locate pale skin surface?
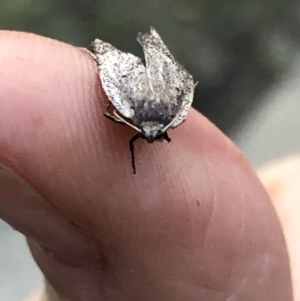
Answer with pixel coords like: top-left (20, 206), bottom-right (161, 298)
top-left (0, 31), bottom-right (294, 301)
top-left (258, 155), bottom-right (300, 301)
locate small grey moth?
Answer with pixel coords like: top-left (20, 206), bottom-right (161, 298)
top-left (91, 27), bottom-right (196, 174)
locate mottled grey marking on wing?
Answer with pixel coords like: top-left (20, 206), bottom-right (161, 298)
top-left (137, 28), bottom-right (195, 128)
top-left (92, 39), bottom-right (153, 118)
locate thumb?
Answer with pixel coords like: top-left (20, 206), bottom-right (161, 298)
top-left (0, 31), bottom-right (293, 301)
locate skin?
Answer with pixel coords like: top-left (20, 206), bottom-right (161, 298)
top-left (0, 31), bottom-right (293, 301)
top-left (258, 155), bottom-right (300, 301)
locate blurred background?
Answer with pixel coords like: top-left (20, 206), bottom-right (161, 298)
top-left (0, 1), bottom-right (300, 300)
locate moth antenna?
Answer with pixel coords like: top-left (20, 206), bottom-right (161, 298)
top-left (129, 133), bottom-right (141, 174)
top-left (113, 110), bottom-right (141, 133)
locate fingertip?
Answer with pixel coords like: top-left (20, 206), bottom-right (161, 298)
top-left (0, 30), bottom-right (107, 173)
top-left (0, 31), bottom-right (293, 301)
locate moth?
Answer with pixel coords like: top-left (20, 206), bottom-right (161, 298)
top-left (91, 27), bottom-right (196, 174)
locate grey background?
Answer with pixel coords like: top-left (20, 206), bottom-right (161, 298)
top-left (238, 59), bottom-right (300, 167)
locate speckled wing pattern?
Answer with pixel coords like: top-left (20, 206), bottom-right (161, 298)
top-left (137, 27), bottom-right (195, 129)
top-left (92, 39), bottom-right (153, 119)
top-left (92, 28), bottom-right (195, 128)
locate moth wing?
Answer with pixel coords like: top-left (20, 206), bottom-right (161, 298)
top-left (170, 81), bottom-right (195, 129)
top-left (92, 39), bottom-right (153, 119)
top-left (137, 28), bottom-right (195, 128)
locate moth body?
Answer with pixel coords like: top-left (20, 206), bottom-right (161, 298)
top-left (91, 27), bottom-right (196, 173)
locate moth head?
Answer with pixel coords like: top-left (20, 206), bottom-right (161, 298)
top-left (140, 122), bottom-right (165, 143)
